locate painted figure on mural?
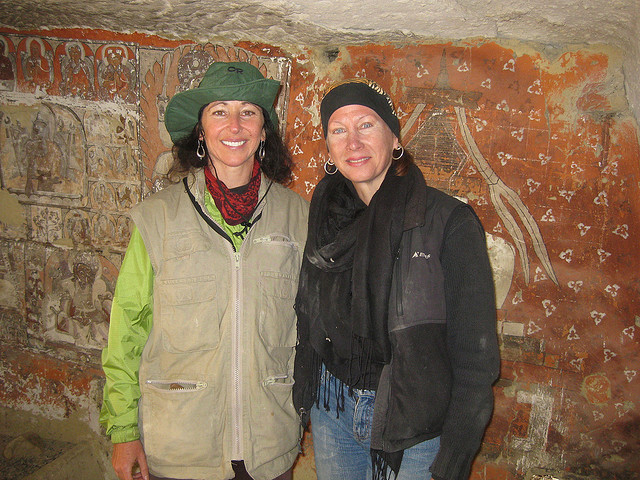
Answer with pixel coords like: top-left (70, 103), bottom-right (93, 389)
top-left (0, 249), bottom-right (20, 311)
top-left (114, 215), bottom-right (133, 247)
top-left (65, 211), bottom-right (91, 245)
top-left (98, 45), bottom-right (136, 103)
top-left (21, 38), bottom-right (53, 92)
top-left (0, 112), bottom-right (25, 184)
top-left (92, 181), bottom-right (117, 210)
top-left (60, 41), bottom-right (94, 99)
top-left (294, 79), bottom-right (500, 480)
top-left (116, 184), bottom-right (137, 211)
top-left (23, 109), bottom-right (64, 195)
top-left (0, 37), bottom-right (16, 91)
top-left (30, 207), bottom-right (63, 244)
top-left (101, 61), bottom-right (308, 480)
top-left (115, 148), bottom-right (135, 177)
top-left (93, 214), bottom-right (116, 243)
top-left (2, 103), bottom-right (84, 196)
top-left (26, 266), bottom-right (44, 323)
top-left (46, 252), bottom-right (111, 349)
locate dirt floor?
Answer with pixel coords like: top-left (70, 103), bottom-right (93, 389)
top-left (0, 433), bottom-right (74, 480)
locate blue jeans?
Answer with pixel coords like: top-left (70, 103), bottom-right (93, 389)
top-left (310, 370), bottom-right (440, 480)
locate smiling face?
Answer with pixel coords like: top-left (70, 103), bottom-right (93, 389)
top-left (326, 104), bottom-right (399, 204)
top-left (200, 100), bottom-right (266, 187)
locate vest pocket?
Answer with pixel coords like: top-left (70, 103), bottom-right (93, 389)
top-left (141, 379), bottom-right (222, 467)
top-left (258, 374), bottom-right (299, 452)
top-left (258, 271), bottom-right (297, 348)
top-left (163, 230), bottom-right (211, 260)
top-left (157, 274), bottom-right (220, 353)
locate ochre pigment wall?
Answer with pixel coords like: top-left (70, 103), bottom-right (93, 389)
top-left (0, 28), bottom-right (638, 479)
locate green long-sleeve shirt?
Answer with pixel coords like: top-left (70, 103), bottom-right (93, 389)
top-left (100, 190), bottom-right (247, 443)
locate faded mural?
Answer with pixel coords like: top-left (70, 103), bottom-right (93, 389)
top-left (0, 35), bottom-right (140, 357)
top-left (0, 30), bottom-right (638, 480)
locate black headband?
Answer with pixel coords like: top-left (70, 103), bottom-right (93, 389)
top-left (320, 79), bottom-right (400, 139)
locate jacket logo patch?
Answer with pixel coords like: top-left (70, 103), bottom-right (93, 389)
top-left (412, 251), bottom-right (431, 259)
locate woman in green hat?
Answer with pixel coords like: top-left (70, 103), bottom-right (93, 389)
top-left (100, 61), bottom-right (309, 480)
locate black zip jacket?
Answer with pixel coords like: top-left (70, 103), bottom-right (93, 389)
top-left (295, 181), bottom-right (501, 480)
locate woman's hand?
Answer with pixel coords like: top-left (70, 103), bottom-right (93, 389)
top-left (112, 440), bottom-right (149, 480)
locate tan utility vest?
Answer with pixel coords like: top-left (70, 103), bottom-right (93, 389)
top-left (131, 169), bottom-right (308, 480)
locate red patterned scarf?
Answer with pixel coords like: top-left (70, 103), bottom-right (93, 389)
top-left (204, 161), bottom-right (261, 226)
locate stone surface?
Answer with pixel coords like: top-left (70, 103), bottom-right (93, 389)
top-left (0, 433), bottom-right (73, 479)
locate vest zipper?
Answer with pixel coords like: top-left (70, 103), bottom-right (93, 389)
top-left (231, 250), bottom-right (243, 460)
top-left (145, 380), bottom-right (208, 391)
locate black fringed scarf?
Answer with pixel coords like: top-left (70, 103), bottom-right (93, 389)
top-left (296, 164), bottom-right (421, 479)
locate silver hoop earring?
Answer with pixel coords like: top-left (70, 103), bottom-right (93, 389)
top-left (392, 145), bottom-right (404, 160)
top-left (324, 158), bottom-right (338, 175)
top-left (258, 140), bottom-right (265, 161)
top-left (196, 139), bottom-right (206, 160)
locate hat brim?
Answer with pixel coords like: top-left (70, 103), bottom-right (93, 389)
top-left (164, 78), bottom-right (281, 143)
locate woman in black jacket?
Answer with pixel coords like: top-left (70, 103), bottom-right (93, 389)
top-left (294, 78), bottom-right (500, 480)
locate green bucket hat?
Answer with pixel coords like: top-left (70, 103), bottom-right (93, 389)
top-left (164, 61), bottom-right (281, 143)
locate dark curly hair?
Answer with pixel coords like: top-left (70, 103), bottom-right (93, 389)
top-left (167, 105), bottom-right (293, 185)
